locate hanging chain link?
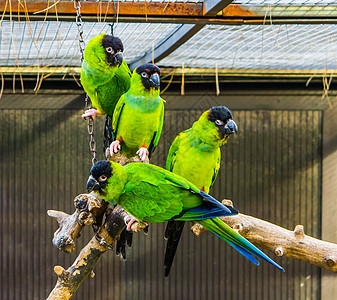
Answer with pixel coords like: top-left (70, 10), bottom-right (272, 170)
top-left (85, 94), bottom-right (97, 165)
top-left (74, 0), bottom-right (97, 165)
top-left (74, 0), bottom-right (85, 60)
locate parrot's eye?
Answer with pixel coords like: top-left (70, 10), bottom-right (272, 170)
top-left (106, 47), bottom-right (114, 54)
top-left (98, 175), bottom-right (108, 182)
top-left (141, 72), bottom-right (148, 78)
top-left (215, 120), bottom-right (224, 126)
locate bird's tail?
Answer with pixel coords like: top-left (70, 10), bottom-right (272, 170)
top-left (164, 221), bottom-right (185, 277)
top-left (197, 218), bottom-right (284, 272)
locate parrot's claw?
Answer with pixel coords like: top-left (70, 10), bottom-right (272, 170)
top-left (126, 217), bottom-right (140, 231)
top-left (109, 140), bottom-right (121, 155)
top-left (82, 108), bottom-right (98, 119)
top-left (136, 147), bottom-right (149, 162)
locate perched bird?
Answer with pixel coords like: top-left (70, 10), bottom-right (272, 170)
top-left (109, 64), bottom-right (164, 162)
top-left (87, 160), bottom-right (284, 272)
top-left (164, 106), bottom-right (238, 276)
top-left (81, 33), bottom-right (131, 119)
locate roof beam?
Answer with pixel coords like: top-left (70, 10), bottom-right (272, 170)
top-left (1, 1), bottom-right (336, 25)
top-left (204, 0), bottom-right (233, 16)
top-left (0, 0), bottom-right (203, 18)
top-left (129, 0), bottom-right (234, 70)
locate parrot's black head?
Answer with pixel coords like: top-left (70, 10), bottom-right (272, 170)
top-left (87, 160), bottom-right (112, 194)
top-left (102, 35), bottom-right (124, 67)
top-left (136, 63), bottom-right (161, 90)
top-left (208, 106), bottom-right (238, 137)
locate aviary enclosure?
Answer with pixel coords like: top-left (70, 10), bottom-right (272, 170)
top-left (1, 1), bottom-right (337, 300)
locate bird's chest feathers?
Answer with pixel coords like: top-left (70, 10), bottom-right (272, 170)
top-left (117, 95), bottom-right (162, 147)
top-left (126, 94), bottom-right (162, 112)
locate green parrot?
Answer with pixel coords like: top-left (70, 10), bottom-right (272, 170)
top-left (80, 33), bottom-right (131, 119)
top-left (109, 63), bottom-right (164, 162)
top-left (87, 160), bottom-right (284, 272)
top-left (164, 106), bottom-right (238, 276)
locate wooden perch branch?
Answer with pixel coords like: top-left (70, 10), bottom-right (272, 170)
top-left (47, 193), bottom-right (109, 253)
top-left (47, 205), bottom-right (129, 300)
top-left (191, 199), bottom-right (337, 273)
top-left (47, 154), bottom-right (147, 299)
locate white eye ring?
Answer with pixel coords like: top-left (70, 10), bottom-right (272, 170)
top-left (106, 47), bottom-right (114, 54)
top-left (141, 72), bottom-right (148, 78)
top-left (99, 175), bottom-right (107, 182)
top-left (215, 120), bottom-right (224, 126)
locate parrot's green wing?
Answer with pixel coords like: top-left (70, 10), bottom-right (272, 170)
top-left (115, 60), bottom-right (132, 92)
top-left (120, 163), bottom-right (236, 223)
top-left (125, 163), bottom-right (201, 195)
top-left (97, 61), bottom-right (131, 117)
top-left (211, 149), bottom-right (221, 187)
top-left (148, 101), bottom-right (165, 157)
top-left (111, 94), bottom-right (126, 139)
top-left (166, 130), bottom-right (188, 171)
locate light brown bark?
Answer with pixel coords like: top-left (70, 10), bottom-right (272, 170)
top-left (47, 205), bottom-right (129, 300)
top-left (191, 199), bottom-right (337, 273)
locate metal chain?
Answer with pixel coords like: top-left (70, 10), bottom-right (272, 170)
top-left (85, 94), bottom-right (97, 165)
top-left (74, 0), bottom-right (85, 60)
top-left (74, 0), bottom-right (97, 165)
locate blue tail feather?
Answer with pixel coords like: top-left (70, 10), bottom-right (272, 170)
top-left (198, 218), bottom-right (285, 272)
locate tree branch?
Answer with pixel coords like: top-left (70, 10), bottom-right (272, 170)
top-left (47, 193), bottom-right (109, 253)
top-left (191, 199), bottom-right (337, 273)
top-left (47, 205), bottom-right (129, 300)
top-left (47, 154), bottom-right (147, 299)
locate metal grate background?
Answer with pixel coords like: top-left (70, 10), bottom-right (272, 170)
top-left (0, 21), bottom-right (180, 67)
top-left (159, 24), bottom-right (337, 69)
top-left (235, 0), bottom-right (337, 16)
top-left (2, 20), bottom-right (337, 70)
top-left (0, 99), bottom-right (322, 300)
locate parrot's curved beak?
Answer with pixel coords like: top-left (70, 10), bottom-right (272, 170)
top-left (114, 52), bottom-right (123, 66)
top-left (149, 73), bottom-right (160, 89)
top-left (224, 119), bottom-right (238, 135)
top-left (86, 175), bottom-right (100, 192)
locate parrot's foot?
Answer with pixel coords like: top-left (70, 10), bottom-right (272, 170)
top-left (109, 140), bottom-right (121, 155)
top-left (124, 216), bottom-right (149, 232)
top-left (82, 108), bottom-right (98, 120)
top-left (136, 147), bottom-right (149, 162)
top-left (125, 217), bottom-right (139, 231)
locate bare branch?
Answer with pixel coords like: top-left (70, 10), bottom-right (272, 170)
top-left (191, 199), bottom-right (337, 273)
top-left (47, 154), bottom-right (149, 299)
top-left (47, 193), bottom-right (108, 253)
top-left (47, 206), bottom-right (129, 300)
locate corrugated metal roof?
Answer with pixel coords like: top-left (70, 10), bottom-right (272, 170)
top-left (1, 0), bottom-right (337, 72)
top-left (236, 0), bottom-right (337, 17)
top-left (0, 21), bottom-right (180, 67)
top-left (160, 24), bottom-right (337, 70)
top-left (2, 20), bottom-right (337, 70)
